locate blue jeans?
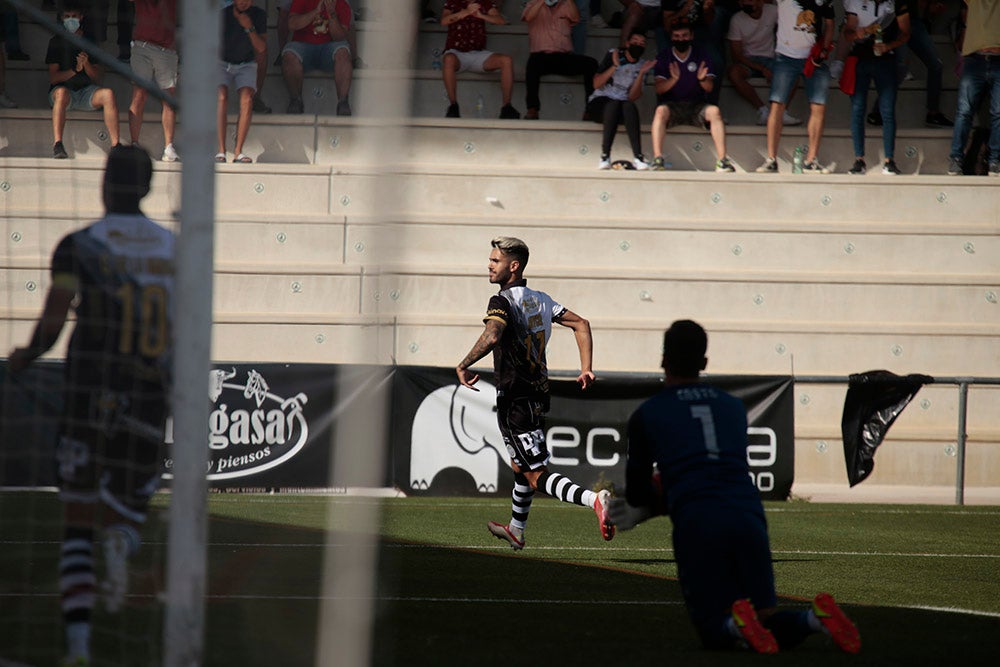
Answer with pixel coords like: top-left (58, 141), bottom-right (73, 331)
top-left (897, 17), bottom-right (943, 112)
top-left (949, 54), bottom-right (1000, 163)
top-left (572, 0), bottom-right (589, 56)
top-left (851, 57), bottom-right (898, 159)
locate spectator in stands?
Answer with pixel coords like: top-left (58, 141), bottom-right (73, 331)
top-left (842, 0), bottom-right (910, 175)
top-left (217, 0), bottom-right (267, 163)
top-left (662, 0), bottom-right (722, 103)
top-left (129, 0), bottom-right (179, 162)
top-left (0, 19), bottom-right (17, 108)
top-left (617, 0), bottom-right (665, 48)
top-left (947, 0), bottom-right (999, 176)
top-left (282, 0), bottom-right (355, 115)
top-left (522, 0), bottom-right (599, 120)
top-left (3, 5), bottom-right (30, 60)
top-left (650, 20), bottom-right (735, 171)
top-left (866, 0), bottom-right (952, 128)
top-left (81, 0), bottom-right (133, 62)
top-left (755, 0), bottom-right (834, 174)
top-left (46, 2), bottom-right (120, 159)
top-left (726, 0), bottom-right (801, 126)
top-left (585, 28), bottom-right (655, 169)
top-left (441, 0), bottom-right (521, 118)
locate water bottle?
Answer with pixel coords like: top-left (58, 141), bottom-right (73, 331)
top-left (475, 94), bottom-right (484, 118)
top-left (792, 145), bottom-right (804, 174)
top-left (873, 24), bottom-right (884, 57)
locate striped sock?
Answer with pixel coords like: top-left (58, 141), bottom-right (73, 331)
top-left (509, 473), bottom-right (534, 532)
top-left (538, 471), bottom-right (595, 508)
top-left (60, 526), bottom-right (96, 657)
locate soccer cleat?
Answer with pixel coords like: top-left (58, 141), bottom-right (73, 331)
top-left (881, 159), bottom-right (901, 175)
top-left (594, 489), bottom-right (615, 541)
top-left (715, 156), bottom-right (735, 173)
top-left (812, 593), bottom-right (861, 654)
top-left (848, 158), bottom-right (867, 175)
top-left (731, 599), bottom-right (779, 654)
top-left (755, 156), bottom-right (777, 173)
top-left (802, 159), bottom-right (830, 174)
top-left (101, 529), bottom-right (130, 612)
top-left (161, 143), bottom-right (179, 162)
top-left (487, 521), bottom-right (524, 551)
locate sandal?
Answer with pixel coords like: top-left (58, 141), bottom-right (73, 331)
top-left (234, 153), bottom-right (253, 163)
top-left (214, 152), bottom-right (227, 163)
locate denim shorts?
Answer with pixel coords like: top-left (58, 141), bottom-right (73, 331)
top-left (282, 40), bottom-right (351, 72)
top-left (769, 53), bottom-right (831, 105)
top-left (49, 84), bottom-right (100, 111)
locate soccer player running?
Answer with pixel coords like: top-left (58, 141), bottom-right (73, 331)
top-left (456, 237), bottom-right (613, 550)
top-left (8, 146), bottom-right (175, 667)
top-left (608, 320), bottom-right (861, 654)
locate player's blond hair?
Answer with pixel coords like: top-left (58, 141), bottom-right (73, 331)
top-left (491, 236), bottom-right (529, 268)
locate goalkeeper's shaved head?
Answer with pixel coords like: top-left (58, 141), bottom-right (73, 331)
top-left (661, 320), bottom-right (708, 378)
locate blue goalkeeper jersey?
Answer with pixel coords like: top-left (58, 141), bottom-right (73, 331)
top-left (625, 382), bottom-right (763, 517)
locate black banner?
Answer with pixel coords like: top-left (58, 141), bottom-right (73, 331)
top-left (394, 367), bottom-right (795, 500)
top-left (1, 363), bottom-right (793, 498)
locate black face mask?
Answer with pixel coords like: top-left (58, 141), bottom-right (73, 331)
top-left (741, 5), bottom-right (755, 14)
top-left (672, 40), bottom-right (692, 53)
top-left (627, 44), bottom-right (645, 59)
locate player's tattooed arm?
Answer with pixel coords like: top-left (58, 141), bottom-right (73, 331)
top-left (456, 319), bottom-right (505, 390)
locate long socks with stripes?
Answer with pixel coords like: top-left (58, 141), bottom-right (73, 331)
top-left (509, 472), bottom-right (534, 532)
top-left (537, 471), bottom-right (596, 509)
top-left (60, 526), bottom-right (96, 661)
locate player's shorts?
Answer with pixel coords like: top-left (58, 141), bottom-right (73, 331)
top-left (658, 100), bottom-right (711, 128)
top-left (49, 84), bottom-right (102, 111)
top-left (220, 60), bottom-right (258, 93)
top-left (671, 501), bottom-right (777, 648)
top-left (56, 384), bottom-right (168, 524)
top-left (443, 49), bottom-right (494, 74)
top-left (770, 52), bottom-right (831, 106)
top-left (496, 397), bottom-right (550, 471)
top-left (131, 40), bottom-right (179, 90)
top-left (282, 40), bottom-right (351, 72)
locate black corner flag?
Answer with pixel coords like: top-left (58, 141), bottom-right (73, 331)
top-left (841, 370), bottom-right (934, 487)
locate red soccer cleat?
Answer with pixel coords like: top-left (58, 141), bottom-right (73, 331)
top-left (731, 599), bottom-right (779, 654)
top-left (594, 490), bottom-right (615, 541)
top-left (813, 592), bottom-right (861, 653)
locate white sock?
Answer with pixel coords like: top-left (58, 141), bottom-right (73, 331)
top-left (582, 489), bottom-right (597, 509)
top-left (807, 609), bottom-right (826, 633)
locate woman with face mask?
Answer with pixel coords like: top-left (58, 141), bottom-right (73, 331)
top-left (44, 0), bottom-right (121, 159)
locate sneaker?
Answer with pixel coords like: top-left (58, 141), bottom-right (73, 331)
top-left (812, 593), bottom-right (861, 654)
top-left (989, 161), bottom-right (1000, 176)
top-left (650, 156), bottom-right (668, 171)
top-left (499, 103), bottom-right (521, 119)
top-left (866, 109), bottom-right (882, 126)
top-left (731, 599), bottom-right (779, 654)
top-left (947, 156), bottom-right (963, 175)
top-left (253, 95), bottom-right (272, 114)
top-left (925, 112), bottom-right (953, 128)
top-left (590, 14), bottom-right (608, 28)
top-left (782, 111), bottom-right (802, 126)
top-left (0, 93), bottom-right (18, 108)
top-left (594, 489), bottom-right (615, 540)
top-left (715, 156), bottom-right (735, 173)
top-left (487, 521), bottom-right (524, 551)
top-left (102, 529), bottom-right (130, 612)
top-left (161, 143), bottom-right (179, 162)
top-left (755, 106), bottom-right (769, 126)
top-left (755, 156), bottom-right (778, 173)
top-left (524, 107), bottom-right (539, 120)
top-left (848, 158), bottom-right (866, 175)
top-left (336, 99), bottom-right (352, 116)
top-left (287, 97), bottom-right (304, 114)
top-left (53, 141), bottom-right (68, 159)
top-left (802, 159), bottom-right (829, 174)
top-left (881, 159), bottom-right (901, 175)
top-left (632, 156), bottom-right (649, 171)
top-left (598, 155), bottom-right (611, 170)
top-left (445, 102), bottom-right (460, 118)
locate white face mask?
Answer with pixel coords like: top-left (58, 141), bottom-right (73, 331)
top-left (63, 17), bottom-right (81, 33)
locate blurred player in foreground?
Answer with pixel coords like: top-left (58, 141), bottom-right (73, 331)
top-left (9, 145), bottom-right (175, 667)
top-left (608, 320), bottom-right (861, 653)
top-left (456, 236), bottom-right (613, 550)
